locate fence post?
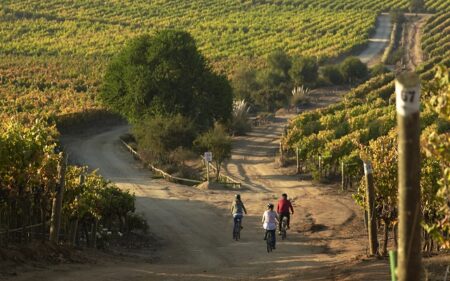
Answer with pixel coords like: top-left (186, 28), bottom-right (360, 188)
top-left (395, 72), bottom-right (422, 281)
top-left (318, 154), bottom-right (322, 179)
top-left (50, 155), bottom-right (67, 244)
top-left (364, 161), bottom-right (378, 256)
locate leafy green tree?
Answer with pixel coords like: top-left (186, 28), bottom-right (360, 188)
top-left (340, 56), bottom-right (368, 84)
top-left (290, 56), bottom-right (319, 86)
top-left (194, 124), bottom-right (232, 180)
top-left (100, 30), bottom-right (232, 128)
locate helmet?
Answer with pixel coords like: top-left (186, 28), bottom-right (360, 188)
top-left (282, 193), bottom-right (287, 198)
top-left (235, 194), bottom-right (241, 200)
top-left (267, 203), bottom-right (274, 208)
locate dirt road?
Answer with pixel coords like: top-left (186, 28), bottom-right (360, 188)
top-left (403, 14), bottom-right (431, 71)
top-left (9, 117), bottom-right (390, 281)
top-left (357, 14), bottom-right (392, 66)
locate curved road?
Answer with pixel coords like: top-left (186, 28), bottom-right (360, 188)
top-left (12, 119), bottom-right (389, 281)
top-left (9, 14), bottom-right (397, 281)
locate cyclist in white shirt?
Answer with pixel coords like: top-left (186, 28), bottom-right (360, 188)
top-left (262, 203), bottom-right (279, 249)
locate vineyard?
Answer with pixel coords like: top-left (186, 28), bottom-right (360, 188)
top-left (282, 11), bottom-right (450, 252)
top-left (2, 0), bottom-right (449, 124)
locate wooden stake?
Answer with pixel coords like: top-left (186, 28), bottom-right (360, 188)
top-left (50, 154), bottom-right (67, 244)
top-left (396, 72), bottom-right (422, 281)
top-left (364, 161), bottom-right (378, 256)
top-left (206, 161), bottom-right (210, 182)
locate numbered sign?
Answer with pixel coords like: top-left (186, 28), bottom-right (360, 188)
top-left (364, 161), bottom-right (373, 176)
top-left (395, 73), bottom-right (421, 117)
top-left (204, 152), bottom-right (212, 162)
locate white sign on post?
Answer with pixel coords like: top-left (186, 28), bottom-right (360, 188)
top-left (204, 152), bottom-right (212, 162)
top-left (364, 161), bottom-right (373, 176)
top-left (395, 74), bottom-right (421, 117)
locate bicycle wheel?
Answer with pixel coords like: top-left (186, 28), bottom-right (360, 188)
top-left (281, 218), bottom-right (287, 240)
top-left (233, 220), bottom-right (241, 241)
top-left (266, 231), bottom-right (272, 253)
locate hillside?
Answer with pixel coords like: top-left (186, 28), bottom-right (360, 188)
top-left (283, 11), bottom-right (450, 171)
top-left (1, 1), bottom-right (448, 125)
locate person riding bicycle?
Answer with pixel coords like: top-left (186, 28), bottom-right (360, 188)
top-left (277, 193), bottom-right (294, 234)
top-left (231, 194), bottom-right (247, 229)
top-left (262, 203), bottom-right (279, 249)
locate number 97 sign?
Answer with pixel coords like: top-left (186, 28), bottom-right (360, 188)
top-left (395, 73), bottom-right (421, 117)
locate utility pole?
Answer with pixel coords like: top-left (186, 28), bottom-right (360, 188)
top-left (396, 72), bottom-right (422, 281)
top-left (364, 161), bottom-right (378, 256)
top-left (50, 154), bottom-right (67, 244)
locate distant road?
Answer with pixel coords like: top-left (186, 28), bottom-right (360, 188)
top-left (357, 14), bottom-right (392, 66)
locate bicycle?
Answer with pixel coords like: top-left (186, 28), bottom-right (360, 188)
top-left (280, 217), bottom-right (288, 240)
top-left (266, 231), bottom-right (275, 253)
top-left (233, 218), bottom-right (241, 241)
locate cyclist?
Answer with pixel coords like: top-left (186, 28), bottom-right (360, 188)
top-left (262, 203), bottom-right (279, 249)
top-left (277, 193), bottom-right (294, 234)
top-left (231, 194), bottom-right (247, 229)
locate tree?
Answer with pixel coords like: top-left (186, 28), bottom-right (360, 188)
top-left (289, 56), bottom-right (319, 86)
top-left (340, 56), bottom-right (368, 84)
top-left (100, 30), bottom-right (232, 128)
top-left (194, 124), bottom-right (232, 181)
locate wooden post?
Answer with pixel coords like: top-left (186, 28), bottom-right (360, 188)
top-left (364, 161), bottom-right (378, 256)
top-left (279, 142), bottom-right (283, 161)
top-left (296, 147), bottom-right (300, 174)
top-left (49, 155), bottom-right (67, 244)
top-left (396, 72), bottom-right (422, 281)
top-left (206, 161), bottom-right (210, 182)
top-left (341, 161), bottom-right (345, 191)
top-left (318, 154), bottom-right (322, 179)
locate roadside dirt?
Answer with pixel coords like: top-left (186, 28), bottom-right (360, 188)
top-left (403, 14), bottom-right (431, 71)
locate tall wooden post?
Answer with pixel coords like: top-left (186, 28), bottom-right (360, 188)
top-left (206, 161), bottom-right (210, 182)
top-left (50, 155), bottom-right (67, 244)
top-left (396, 72), bottom-right (422, 281)
top-left (318, 154), bottom-right (322, 178)
top-left (364, 161), bottom-right (378, 256)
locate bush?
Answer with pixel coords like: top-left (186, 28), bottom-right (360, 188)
top-left (340, 56), bottom-right (368, 84)
top-left (321, 65), bottom-right (344, 85)
top-left (133, 115), bottom-right (197, 164)
top-left (370, 64), bottom-right (391, 76)
top-left (194, 124), bottom-right (232, 180)
top-left (289, 56), bottom-right (318, 86)
top-left (230, 100), bottom-right (251, 135)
